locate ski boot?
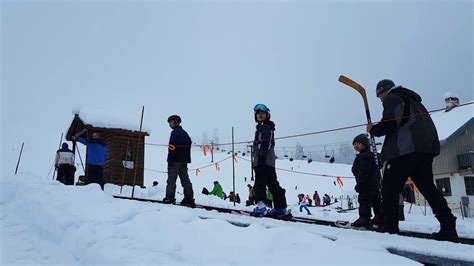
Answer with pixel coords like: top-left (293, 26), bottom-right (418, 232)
top-left (374, 216), bottom-right (400, 234)
top-left (267, 208), bottom-right (292, 219)
top-left (432, 216), bottom-right (459, 242)
top-left (180, 198), bottom-right (196, 208)
top-left (370, 214), bottom-right (383, 229)
top-left (162, 197), bottom-right (176, 204)
top-left (351, 217), bottom-right (370, 229)
top-left (250, 201), bottom-right (268, 217)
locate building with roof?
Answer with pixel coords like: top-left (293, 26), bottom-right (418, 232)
top-left (66, 107), bottom-right (149, 188)
top-left (430, 95), bottom-right (473, 217)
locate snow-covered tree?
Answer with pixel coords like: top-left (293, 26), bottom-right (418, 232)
top-left (294, 142), bottom-right (304, 160)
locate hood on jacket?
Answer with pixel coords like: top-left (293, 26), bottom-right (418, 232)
top-left (389, 86), bottom-right (422, 103)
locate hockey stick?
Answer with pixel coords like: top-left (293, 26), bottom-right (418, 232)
top-left (338, 75), bottom-right (382, 176)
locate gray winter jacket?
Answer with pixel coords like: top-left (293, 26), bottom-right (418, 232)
top-left (252, 120), bottom-right (276, 168)
top-left (371, 86), bottom-right (440, 161)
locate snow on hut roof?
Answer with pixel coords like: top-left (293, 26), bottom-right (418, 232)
top-left (430, 101), bottom-right (473, 142)
top-left (443, 92), bottom-right (459, 99)
top-left (72, 106), bottom-right (151, 134)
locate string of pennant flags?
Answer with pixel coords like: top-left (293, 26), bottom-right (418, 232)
top-left (143, 153), bottom-right (349, 188)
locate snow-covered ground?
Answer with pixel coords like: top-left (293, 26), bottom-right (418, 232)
top-left (2, 150), bottom-right (474, 265)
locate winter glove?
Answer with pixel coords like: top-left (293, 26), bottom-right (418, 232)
top-left (257, 156), bottom-right (266, 165)
top-left (355, 183), bottom-right (368, 193)
top-left (355, 183), bottom-right (363, 193)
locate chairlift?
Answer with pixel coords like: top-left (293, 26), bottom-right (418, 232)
top-left (307, 151), bottom-right (313, 163)
top-left (329, 150), bottom-right (335, 163)
top-left (289, 151), bottom-right (294, 161)
top-left (324, 146), bottom-right (330, 158)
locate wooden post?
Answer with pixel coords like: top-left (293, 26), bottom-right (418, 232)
top-left (232, 127), bottom-right (236, 207)
top-left (15, 142), bottom-right (24, 175)
top-left (131, 106), bottom-right (145, 198)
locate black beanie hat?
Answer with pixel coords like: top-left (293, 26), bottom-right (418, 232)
top-left (376, 79), bottom-right (395, 97)
top-left (353, 134), bottom-right (370, 148)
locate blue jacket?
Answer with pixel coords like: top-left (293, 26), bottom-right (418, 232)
top-left (77, 137), bottom-right (108, 166)
top-left (167, 126), bottom-right (192, 163)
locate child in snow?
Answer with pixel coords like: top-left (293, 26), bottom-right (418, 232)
top-left (297, 194), bottom-right (311, 215)
top-left (351, 134), bottom-right (382, 228)
top-left (246, 184), bottom-right (255, 206)
top-left (249, 104), bottom-right (289, 217)
top-left (162, 115), bottom-right (195, 207)
top-left (208, 181), bottom-right (225, 199)
top-left (313, 191), bottom-right (321, 207)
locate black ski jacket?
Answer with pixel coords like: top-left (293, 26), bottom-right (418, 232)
top-left (252, 120), bottom-right (276, 167)
top-left (351, 150), bottom-right (380, 191)
top-left (167, 126), bottom-right (192, 163)
top-left (370, 86), bottom-right (440, 161)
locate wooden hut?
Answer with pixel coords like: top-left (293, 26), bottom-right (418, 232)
top-left (66, 113), bottom-right (149, 187)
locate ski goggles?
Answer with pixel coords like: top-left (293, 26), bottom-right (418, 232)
top-left (254, 104), bottom-right (270, 113)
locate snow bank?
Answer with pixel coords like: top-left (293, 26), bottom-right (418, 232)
top-left (1, 174), bottom-right (422, 265)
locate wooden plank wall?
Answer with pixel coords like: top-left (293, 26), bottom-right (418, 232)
top-left (433, 124), bottom-right (474, 175)
top-left (101, 131), bottom-right (145, 186)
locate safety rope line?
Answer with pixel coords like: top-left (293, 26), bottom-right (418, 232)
top-left (144, 156), bottom-right (233, 174)
top-left (144, 102), bottom-right (473, 148)
top-left (235, 155), bottom-right (353, 179)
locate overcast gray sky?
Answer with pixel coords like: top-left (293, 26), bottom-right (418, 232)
top-left (1, 0), bottom-right (472, 177)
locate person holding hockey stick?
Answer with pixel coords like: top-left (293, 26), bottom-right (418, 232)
top-left (350, 134), bottom-right (382, 229)
top-left (368, 79), bottom-right (458, 241)
top-left (249, 104), bottom-right (290, 218)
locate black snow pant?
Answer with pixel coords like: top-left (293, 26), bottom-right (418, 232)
top-left (86, 165), bottom-right (104, 191)
top-left (254, 165), bottom-right (287, 209)
top-left (382, 153), bottom-right (453, 226)
top-left (358, 190), bottom-right (381, 219)
top-left (57, 164), bottom-right (75, 185)
top-left (166, 162), bottom-right (194, 200)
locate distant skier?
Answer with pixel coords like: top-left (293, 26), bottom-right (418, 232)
top-left (368, 79), bottom-right (458, 241)
top-left (350, 134), bottom-right (382, 229)
top-left (73, 132), bottom-right (107, 190)
top-left (249, 104), bottom-right (290, 218)
top-left (323, 194), bottom-right (331, 206)
top-left (208, 181), bottom-right (225, 199)
top-left (163, 115), bottom-right (195, 207)
top-left (297, 194), bottom-right (311, 215)
top-left (246, 184), bottom-right (255, 206)
top-left (55, 142), bottom-right (76, 185)
top-left (313, 191), bottom-right (321, 207)
top-left (306, 194), bottom-right (313, 206)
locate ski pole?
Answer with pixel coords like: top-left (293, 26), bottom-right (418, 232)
top-left (119, 140), bottom-right (131, 194)
top-left (131, 106), bottom-right (145, 198)
top-left (15, 142), bottom-right (24, 175)
top-left (76, 146), bottom-right (86, 173)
